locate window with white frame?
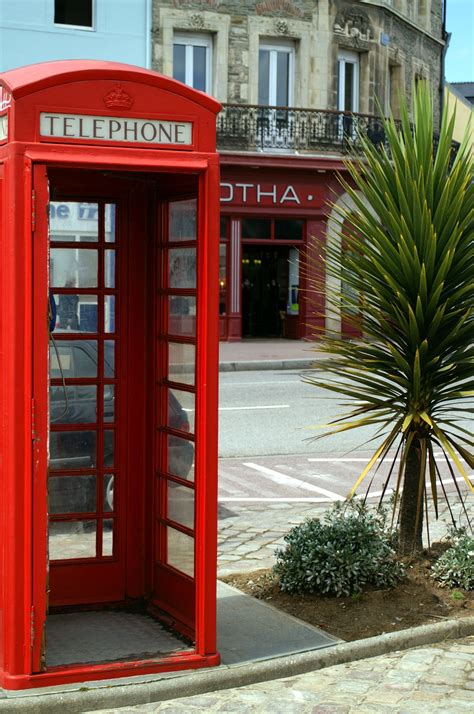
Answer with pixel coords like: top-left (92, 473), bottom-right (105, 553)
top-left (258, 40), bottom-right (295, 107)
top-left (54, 0), bottom-right (93, 28)
top-left (173, 33), bottom-right (212, 94)
top-left (338, 50), bottom-right (360, 113)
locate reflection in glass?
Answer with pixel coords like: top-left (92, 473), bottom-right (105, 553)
top-left (105, 204), bottom-right (116, 243)
top-left (103, 385), bottom-right (115, 422)
top-left (105, 249), bottom-right (116, 288)
top-left (166, 433), bottom-right (194, 481)
top-left (49, 430), bottom-right (97, 470)
top-left (169, 248), bottom-right (197, 288)
top-left (167, 527), bottom-right (194, 577)
top-left (103, 475), bottom-right (114, 512)
top-left (50, 248), bottom-right (98, 288)
top-left (103, 520), bottom-right (114, 556)
top-left (50, 340), bottom-right (98, 378)
top-left (168, 482), bottom-right (194, 529)
top-left (104, 295), bottom-right (116, 333)
top-left (168, 296), bottom-right (196, 337)
top-left (49, 202), bottom-right (98, 242)
top-left (173, 44), bottom-right (186, 84)
top-left (50, 385), bottom-right (97, 424)
top-left (52, 294), bottom-right (98, 332)
top-left (49, 520), bottom-right (97, 560)
top-left (169, 388), bottom-right (195, 433)
top-left (169, 199), bottom-right (197, 242)
top-left (104, 430), bottom-right (114, 467)
top-left (49, 475), bottom-right (97, 514)
top-left (168, 342), bottom-right (195, 385)
top-left (104, 340), bottom-right (115, 377)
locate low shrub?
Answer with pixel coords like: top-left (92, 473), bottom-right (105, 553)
top-left (431, 530), bottom-right (474, 591)
top-left (273, 501), bottom-right (404, 597)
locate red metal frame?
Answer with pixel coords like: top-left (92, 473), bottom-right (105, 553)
top-left (0, 60), bottom-right (221, 690)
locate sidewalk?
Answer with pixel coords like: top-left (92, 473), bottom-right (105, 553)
top-left (219, 338), bottom-right (322, 371)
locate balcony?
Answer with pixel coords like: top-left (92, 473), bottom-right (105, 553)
top-left (217, 104), bottom-right (389, 154)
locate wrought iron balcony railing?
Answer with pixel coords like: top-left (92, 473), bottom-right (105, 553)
top-left (216, 103), bottom-right (393, 154)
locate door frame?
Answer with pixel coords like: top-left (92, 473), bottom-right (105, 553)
top-left (30, 156), bottom-right (219, 676)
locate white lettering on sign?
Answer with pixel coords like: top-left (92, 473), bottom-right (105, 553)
top-left (220, 182), bottom-right (301, 205)
top-left (40, 113), bottom-right (193, 146)
top-left (0, 87), bottom-right (12, 111)
top-left (0, 114), bottom-right (7, 142)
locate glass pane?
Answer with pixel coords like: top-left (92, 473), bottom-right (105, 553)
top-left (103, 519), bottom-right (114, 556)
top-left (50, 340), bottom-right (98, 378)
top-left (193, 45), bottom-right (206, 91)
top-left (103, 475), bottom-right (114, 512)
top-left (169, 248), bottom-right (196, 289)
top-left (219, 243), bottom-right (227, 315)
top-left (168, 297), bottom-right (196, 337)
top-left (167, 434), bottom-right (194, 481)
top-left (168, 482), bottom-right (194, 529)
top-left (220, 216), bottom-right (229, 239)
top-left (276, 51), bottom-right (290, 106)
top-left (49, 430), bottom-right (97, 470)
top-left (105, 204), bottom-right (116, 242)
top-left (49, 475), bottom-right (97, 514)
top-left (104, 295), bottom-right (116, 333)
top-left (49, 202), bottom-right (98, 242)
top-left (105, 250), bottom-right (116, 288)
top-left (169, 200), bottom-right (197, 242)
top-left (50, 248), bottom-right (98, 288)
top-left (167, 527), bottom-right (194, 577)
top-left (259, 49), bottom-right (270, 105)
top-left (104, 340), bottom-right (115, 377)
top-left (275, 219), bottom-right (304, 240)
top-left (345, 63), bottom-right (354, 111)
top-left (242, 219), bottom-right (271, 239)
top-left (173, 43), bottom-right (186, 84)
top-left (49, 520), bottom-right (97, 560)
top-left (50, 385), bottom-right (97, 424)
top-left (169, 388), bottom-right (195, 434)
top-left (52, 294), bottom-right (98, 333)
top-left (104, 430), bottom-right (114, 467)
top-left (104, 385), bottom-right (115, 422)
top-left (168, 342), bottom-right (195, 385)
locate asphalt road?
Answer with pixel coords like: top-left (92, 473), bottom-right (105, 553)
top-left (217, 369), bottom-right (473, 505)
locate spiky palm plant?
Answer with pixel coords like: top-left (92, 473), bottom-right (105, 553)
top-left (306, 85), bottom-right (474, 556)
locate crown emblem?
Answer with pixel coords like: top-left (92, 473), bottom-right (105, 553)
top-left (103, 84), bottom-right (134, 110)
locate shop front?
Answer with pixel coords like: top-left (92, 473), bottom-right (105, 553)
top-left (218, 155), bottom-right (347, 341)
top-left (0, 61), bottom-right (220, 689)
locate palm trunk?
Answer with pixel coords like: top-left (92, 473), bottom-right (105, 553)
top-left (398, 436), bottom-right (424, 556)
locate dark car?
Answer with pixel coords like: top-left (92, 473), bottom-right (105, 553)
top-left (49, 339), bottom-right (194, 513)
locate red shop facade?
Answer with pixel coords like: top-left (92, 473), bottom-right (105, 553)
top-left (218, 154), bottom-right (349, 341)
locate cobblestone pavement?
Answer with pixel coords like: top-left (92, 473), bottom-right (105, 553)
top-left (89, 636), bottom-right (474, 713)
top-left (217, 497), bottom-right (473, 577)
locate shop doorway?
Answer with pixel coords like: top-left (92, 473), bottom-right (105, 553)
top-left (241, 246), bottom-right (289, 337)
top-left (34, 168), bottom-right (200, 669)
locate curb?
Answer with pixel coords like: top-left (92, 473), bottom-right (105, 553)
top-left (219, 358), bottom-right (316, 372)
top-left (2, 616), bottom-right (473, 713)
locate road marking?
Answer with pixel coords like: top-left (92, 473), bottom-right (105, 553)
top-left (219, 405), bottom-right (290, 411)
top-left (219, 497), bottom-right (335, 503)
top-left (243, 462), bottom-right (345, 500)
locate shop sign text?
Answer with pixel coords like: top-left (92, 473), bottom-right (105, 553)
top-left (221, 182), bottom-right (315, 206)
top-left (40, 112), bottom-right (192, 146)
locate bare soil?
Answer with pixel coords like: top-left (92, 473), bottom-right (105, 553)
top-left (221, 544), bottom-right (473, 641)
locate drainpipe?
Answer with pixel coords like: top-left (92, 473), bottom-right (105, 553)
top-left (440, 0), bottom-right (450, 124)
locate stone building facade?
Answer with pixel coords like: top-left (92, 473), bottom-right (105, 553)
top-left (151, 0), bottom-right (446, 341)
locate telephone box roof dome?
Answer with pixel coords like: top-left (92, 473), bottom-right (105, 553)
top-left (0, 59), bottom-right (221, 114)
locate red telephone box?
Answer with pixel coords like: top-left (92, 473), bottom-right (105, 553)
top-left (0, 61), bottom-right (220, 689)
